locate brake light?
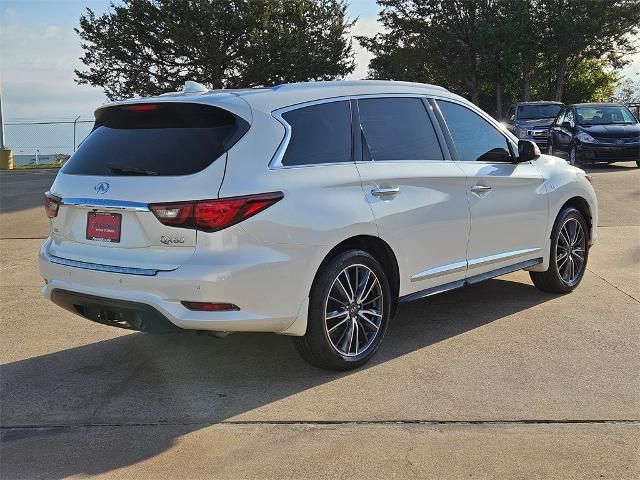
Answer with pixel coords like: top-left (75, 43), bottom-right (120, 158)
top-left (122, 104), bottom-right (159, 112)
top-left (149, 192), bottom-right (283, 232)
top-left (44, 191), bottom-right (61, 218)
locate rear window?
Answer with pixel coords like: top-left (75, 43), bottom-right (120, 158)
top-left (281, 101), bottom-right (352, 166)
top-left (63, 103), bottom-right (249, 176)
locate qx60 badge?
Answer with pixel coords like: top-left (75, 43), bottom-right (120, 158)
top-left (94, 182), bottom-right (110, 194)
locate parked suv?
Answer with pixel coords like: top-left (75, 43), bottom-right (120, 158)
top-left (504, 101), bottom-right (563, 150)
top-left (40, 81), bottom-right (598, 370)
top-left (548, 103), bottom-right (640, 166)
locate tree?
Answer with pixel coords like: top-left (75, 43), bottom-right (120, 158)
top-left (539, 0), bottom-right (640, 100)
top-left (358, 0), bottom-right (640, 116)
top-left (75, 0), bottom-right (355, 100)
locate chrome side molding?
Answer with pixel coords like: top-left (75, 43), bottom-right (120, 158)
top-left (401, 258), bottom-right (542, 303)
top-left (467, 248), bottom-right (541, 269)
top-left (411, 260), bottom-right (467, 282)
top-left (411, 248), bottom-right (541, 282)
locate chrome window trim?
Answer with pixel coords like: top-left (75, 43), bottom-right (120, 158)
top-left (61, 198), bottom-right (150, 212)
top-left (269, 93), bottom-right (433, 169)
top-left (431, 95), bottom-right (521, 163)
top-left (48, 254), bottom-right (161, 276)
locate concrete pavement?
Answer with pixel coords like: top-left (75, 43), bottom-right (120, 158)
top-left (0, 164), bottom-right (638, 479)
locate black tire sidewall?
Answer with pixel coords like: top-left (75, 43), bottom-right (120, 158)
top-left (549, 208), bottom-right (589, 292)
top-left (307, 250), bottom-right (391, 369)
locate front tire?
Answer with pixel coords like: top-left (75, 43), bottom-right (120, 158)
top-left (293, 249), bottom-right (392, 371)
top-left (530, 207), bottom-right (589, 294)
top-left (569, 144), bottom-right (578, 166)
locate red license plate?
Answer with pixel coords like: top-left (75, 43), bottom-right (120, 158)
top-left (86, 212), bottom-right (121, 243)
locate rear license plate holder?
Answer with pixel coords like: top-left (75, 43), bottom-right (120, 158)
top-left (86, 212), bottom-right (122, 243)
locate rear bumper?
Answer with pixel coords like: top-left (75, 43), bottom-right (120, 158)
top-left (577, 143), bottom-right (640, 162)
top-left (39, 238), bottom-right (315, 335)
top-left (51, 289), bottom-right (180, 333)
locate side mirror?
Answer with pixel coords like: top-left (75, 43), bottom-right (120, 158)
top-left (517, 140), bottom-right (540, 162)
top-left (561, 121), bottom-right (571, 128)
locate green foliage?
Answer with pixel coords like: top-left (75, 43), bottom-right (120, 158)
top-left (75, 0), bottom-right (355, 100)
top-left (358, 0), bottom-right (640, 116)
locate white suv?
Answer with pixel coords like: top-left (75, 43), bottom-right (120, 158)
top-left (40, 81), bottom-right (598, 370)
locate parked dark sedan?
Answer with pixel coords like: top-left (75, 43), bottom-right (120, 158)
top-left (548, 103), bottom-right (640, 166)
top-left (504, 101), bottom-right (563, 150)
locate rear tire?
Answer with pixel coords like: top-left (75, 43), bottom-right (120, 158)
top-left (293, 249), bottom-right (391, 371)
top-left (530, 207), bottom-right (589, 294)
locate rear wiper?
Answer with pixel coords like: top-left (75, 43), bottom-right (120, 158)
top-left (108, 164), bottom-right (158, 176)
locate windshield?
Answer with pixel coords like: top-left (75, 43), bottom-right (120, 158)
top-left (517, 104), bottom-right (562, 120)
top-left (576, 106), bottom-right (638, 125)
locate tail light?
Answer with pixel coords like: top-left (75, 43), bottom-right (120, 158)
top-left (149, 192), bottom-right (283, 232)
top-left (44, 192), bottom-right (61, 218)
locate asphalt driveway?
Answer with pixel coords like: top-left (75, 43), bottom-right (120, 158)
top-left (0, 164), bottom-right (638, 479)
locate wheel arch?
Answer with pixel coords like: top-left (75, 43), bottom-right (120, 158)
top-left (314, 235), bottom-right (400, 305)
top-left (559, 196), bottom-right (593, 241)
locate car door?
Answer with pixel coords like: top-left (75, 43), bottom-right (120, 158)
top-left (557, 107), bottom-right (575, 152)
top-left (353, 96), bottom-right (471, 298)
top-left (549, 107), bottom-right (564, 150)
top-left (433, 99), bottom-right (548, 281)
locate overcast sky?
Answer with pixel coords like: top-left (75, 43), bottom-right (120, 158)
top-left (1, 0), bottom-right (638, 122)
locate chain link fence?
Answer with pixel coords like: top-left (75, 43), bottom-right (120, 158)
top-left (4, 118), bottom-right (94, 166)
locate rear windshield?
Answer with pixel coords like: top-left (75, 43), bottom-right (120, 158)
top-left (63, 103), bottom-right (249, 176)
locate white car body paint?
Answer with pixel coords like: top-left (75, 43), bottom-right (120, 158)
top-left (40, 81), bottom-right (597, 335)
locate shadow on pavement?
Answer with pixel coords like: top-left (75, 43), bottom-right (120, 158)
top-left (0, 277), bottom-right (556, 479)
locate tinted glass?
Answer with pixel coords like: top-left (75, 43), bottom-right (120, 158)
top-left (437, 101), bottom-right (512, 162)
top-left (63, 103), bottom-right (247, 176)
top-left (517, 104), bottom-right (562, 120)
top-left (358, 98), bottom-right (443, 161)
top-left (281, 101), bottom-right (352, 166)
top-left (576, 106), bottom-right (637, 125)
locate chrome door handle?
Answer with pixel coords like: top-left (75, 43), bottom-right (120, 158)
top-left (371, 187), bottom-right (400, 197)
top-left (470, 185), bottom-right (492, 194)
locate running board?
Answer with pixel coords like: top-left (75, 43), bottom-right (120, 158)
top-left (399, 258), bottom-right (543, 304)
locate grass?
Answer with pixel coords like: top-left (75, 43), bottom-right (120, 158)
top-left (12, 163), bottom-right (63, 170)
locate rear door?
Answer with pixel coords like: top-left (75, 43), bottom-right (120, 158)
top-left (46, 101), bottom-right (250, 271)
top-left (353, 96), bottom-right (471, 297)
top-left (433, 99), bottom-right (548, 280)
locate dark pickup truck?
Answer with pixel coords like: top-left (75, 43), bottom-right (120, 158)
top-left (504, 101), bottom-right (564, 151)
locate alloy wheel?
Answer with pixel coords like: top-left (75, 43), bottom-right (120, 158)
top-left (324, 264), bottom-right (383, 357)
top-left (556, 217), bottom-right (586, 286)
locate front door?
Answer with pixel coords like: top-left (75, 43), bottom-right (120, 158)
top-left (434, 99), bottom-right (548, 280)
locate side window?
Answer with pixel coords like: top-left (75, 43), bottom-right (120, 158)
top-left (555, 108), bottom-right (566, 125)
top-left (357, 97), bottom-right (444, 161)
top-left (437, 101), bottom-right (512, 163)
top-left (565, 109), bottom-right (574, 126)
top-left (281, 101), bottom-right (352, 166)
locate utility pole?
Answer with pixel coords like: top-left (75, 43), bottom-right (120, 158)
top-left (0, 78), bottom-right (14, 169)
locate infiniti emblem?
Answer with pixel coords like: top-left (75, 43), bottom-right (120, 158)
top-left (94, 182), bottom-right (110, 194)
